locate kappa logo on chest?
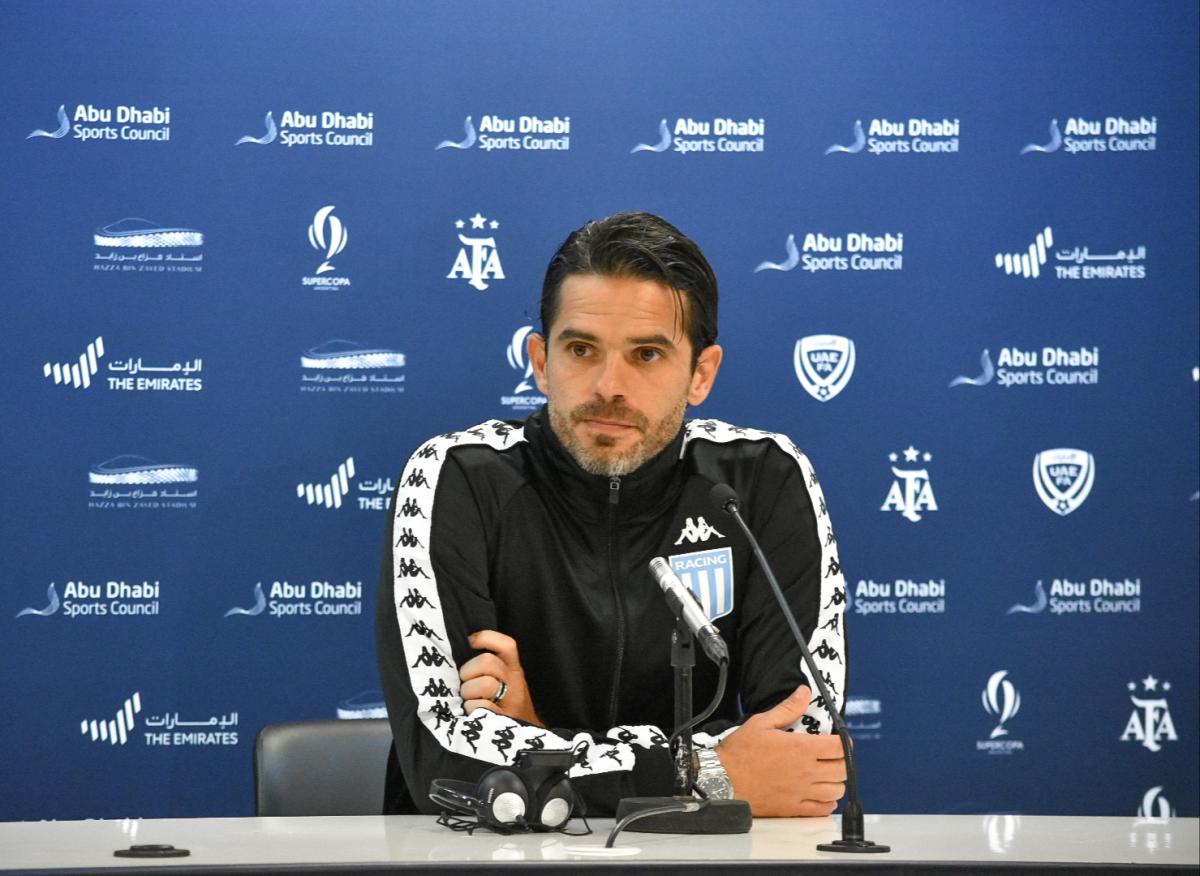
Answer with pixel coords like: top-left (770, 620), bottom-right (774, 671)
top-left (674, 516), bottom-right (724, 545)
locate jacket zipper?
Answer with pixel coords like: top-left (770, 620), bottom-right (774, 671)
top-left (606, 476), bottom-right (625, 727)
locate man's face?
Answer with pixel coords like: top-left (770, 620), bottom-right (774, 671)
top-left (528, 274), bottom-right (722, 477)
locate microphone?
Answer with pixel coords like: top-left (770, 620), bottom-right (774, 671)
top-left (648, 557), bottom-right (729, 663)
top-left (709, 482), bottom-right (889, 854)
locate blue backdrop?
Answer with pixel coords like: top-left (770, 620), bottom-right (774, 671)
top-left (3, 0), bottom-right (1197, 821)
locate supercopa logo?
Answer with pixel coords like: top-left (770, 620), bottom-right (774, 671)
top-left (631, 116), bottom-right (765, 154)
top-left (500, 325), bottom-right (546, 414)
top-left (447, 213), bottom-right (504, 291)
top-left (1033, 448), bottom-right (1095, 515)
top-left (435, 114), bottom-right (571, 152)
top-left (977, 670), bottom-right (1024, 754)
top-left (825, 117), bottom-right (959, 155)
top-left (793, 335), bottom-right (856, 402)
top-left (27, 103), bottom-right (172, 143)
top-left (303, 206), bottom-right (351, 290)
top-left (755, 232), bottom-right (903, 275)
top-left (236, 109), bottom-right (374, 148)
top-left (1020, 116), bottom-right (1157, 155)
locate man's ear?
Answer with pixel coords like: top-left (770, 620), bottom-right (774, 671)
top-left (527, 331), bottom-right (549, 395)
top-left (687, 344), bottom-right (723, 406)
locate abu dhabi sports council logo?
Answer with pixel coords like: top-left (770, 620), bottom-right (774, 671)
top-left (1021, 116), bottom-right (1157, 155)
top-left (996, 226), bottom-right (1146, 280)
top-left (337, 690), bottom-right (387, 719)
top-left (436, 114), bottom-right (570, 152)
top-left (300, 340), bottom-right (405, 395)
top-left (500, 325), bottom-right (546, 414)
top-left (44, 336), bottom-right (104, 389)
top-left (27, 102), bottom-right (171, 143)
top-left (630, 116), bottom-right (765, 155)
top-left (668, 548), bottom-right (735, 621)
top-left (755, 232), bottom-right (903, 275)
top-left (851, 577), bottom-right (946, 617)
top-left (88, 455), bottom-right (199, 510)
top-left (225, 579), bottom-right (363, 618)
top-left (84, 692), bottom-right (239, 748)
top-left (1121, 675), bottom-right (1178, 753)
top-left (1137, 787), bottom-right (1176, 819)
top-left (977, 671), bottom-right (1024, 754)
top-left (1008, 577), bottom-right (1141, 616)
top-left (448, 214), bottom-right (504, 291)
top-left (881, 446), bottom-right (937, 523)
top-left (1033, 448), bottom-right (1095, 515)
top-left (236, 109), bottom-right (374, 148)
top-left (794, 336), bottom-right (856, 402)
top-left (17, 580), bottom-right (161, 620)
top-left (949, 346), bottom-right (1099, 389)
top-left (825, 116), bottom-right (959, 155)
top-left (82, 693), bottom-right (142, 745)
top-left (297, 457), bottom-right (357, 509)
top-left (92, 218), bottom-right (205, 274)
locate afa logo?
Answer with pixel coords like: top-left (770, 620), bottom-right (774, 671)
top-left (1121, 675), bottom-right (1177, 753)
top-left (448, 213), bottom-right (504, 291)
top-left (1033, 448), bottom-right (1095, 515)
top-left (881, 446), bottom-right (937, 523)
top-left (794, 335), bottom-right (856, 402)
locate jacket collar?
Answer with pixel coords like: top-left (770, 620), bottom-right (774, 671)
top-left (525, 406), bottom-right (687, 519)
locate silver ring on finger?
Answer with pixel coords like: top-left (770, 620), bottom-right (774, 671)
top-left (491, 681), bottom-right (509, 704)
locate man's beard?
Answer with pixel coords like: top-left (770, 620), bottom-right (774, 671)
top-left (550, 396), bottom-right (687, 477)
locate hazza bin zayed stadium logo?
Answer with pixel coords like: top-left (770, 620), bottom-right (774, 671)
top-left (793, 335), bottom-right (856, 402)
top-left (1032, 448), bottom-right (1095, 515)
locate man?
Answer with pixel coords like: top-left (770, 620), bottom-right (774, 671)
top-left (377, 212), bottom-right (847, 818)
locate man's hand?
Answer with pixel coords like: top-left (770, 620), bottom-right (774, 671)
top-left (458, 630), bottom-right (545, 727)
top-left (715, 685), bottom-right (846, 817)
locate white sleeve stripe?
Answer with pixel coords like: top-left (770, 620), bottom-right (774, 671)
top-left (682, 420), bottom-right (848, 734)
top-left (392, 420), bottom-right (652, 775)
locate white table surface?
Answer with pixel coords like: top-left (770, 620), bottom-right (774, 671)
top-left (0, 814), bottom-right (1195, 871)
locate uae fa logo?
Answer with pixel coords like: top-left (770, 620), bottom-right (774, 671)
top-left (794, 335), bottom-right (856, 402)
top-left (881, 446), bottom-right (937, 523)
top-left (1033, 448), bottom-right (1095, 515)
top-left (448, 213), bottom-right (505, 291)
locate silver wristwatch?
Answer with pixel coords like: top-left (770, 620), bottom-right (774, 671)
top-left (693, 746), bottom-right (734, 800)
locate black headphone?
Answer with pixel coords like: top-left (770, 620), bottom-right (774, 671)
top-left (429, 751), bottom-right (577, 832)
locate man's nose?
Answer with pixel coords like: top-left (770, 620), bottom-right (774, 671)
top-left (592, 353), bottom-right (629, 399)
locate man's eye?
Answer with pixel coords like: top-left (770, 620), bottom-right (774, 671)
top-left (567, 343), bottom-right (590, 357)
top-left (637, 348), bottom-right (663, 362)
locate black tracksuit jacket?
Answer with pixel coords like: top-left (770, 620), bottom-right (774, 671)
top-left (376, 409), bottom-right (848, 815)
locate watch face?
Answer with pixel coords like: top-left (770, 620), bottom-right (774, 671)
top-left (696, 773), bottom-right (734, 800)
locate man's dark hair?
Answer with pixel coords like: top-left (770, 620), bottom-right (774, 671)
top-left (540, 212), bottom-right (719, 363)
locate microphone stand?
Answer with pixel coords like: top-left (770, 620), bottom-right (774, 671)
top-left (612, 618), bottom-right (751, 835)
top-left (718, 489), bottom-right (889, 853)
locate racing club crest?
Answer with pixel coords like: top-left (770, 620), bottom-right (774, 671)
top-left (1032, 448), bottom-right (1095, 515)
top-left (793, 335), bottom-right (856, 402)
top-left (668, 548), bottom-right (734, 621)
